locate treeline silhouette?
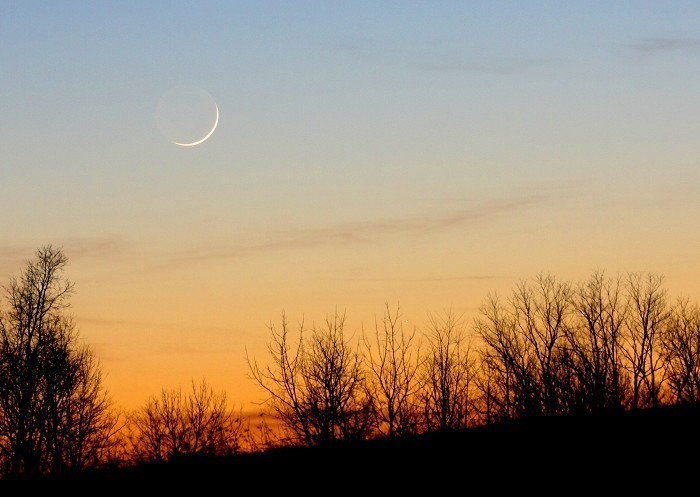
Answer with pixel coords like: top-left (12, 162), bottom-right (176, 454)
top-left (1, 246), bottom-right (699, 481)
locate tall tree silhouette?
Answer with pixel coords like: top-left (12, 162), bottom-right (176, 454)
top-left (248, 311), bottom-right (373, 446)
top-left (474, 293), bottom-right (524, 422)
top-left (476, 275), bottom-right (572, 419)
top-left (362, 303), bottom-right (422, 437)
top-left (566, 271), bottom-right (629, 412)
top-left (477, 274), bottom-right (582, 419)
top-left (510, 274), bottom-right (572, 416)
top-left (661, 298), bottom-right (700, 404)
top-left (419, 310), bottom-right (475, 431)
top-left (0, 246), bottom-right (118, 477)
top-left (624, 272), bottom-right (669, 408)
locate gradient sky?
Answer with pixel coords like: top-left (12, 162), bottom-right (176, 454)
top-left (2, 1), bottom-right (699, 410)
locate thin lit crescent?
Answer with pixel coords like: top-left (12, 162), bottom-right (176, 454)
top-left (173, 103), bottom-right (219, 147)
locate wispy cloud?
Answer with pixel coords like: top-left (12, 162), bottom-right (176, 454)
top-left (320, 38), bottom-right (381, 65)
top-left (62, 237), bottom-right (127, 258)
top-left (327, 274), bottom-right (498, 282)
top-left (322, 35), bottom-right (548, 76)
top-left (0, 237), bottom-right (127, 279)
top-left (0, 236), bottom-right (125, 262)
top-left (326, 40), bottom-right (371, 56)
top-left (408, 275), bottom-right (496, 282)
top-left (175, 193), bottom-right (549, 264)
top-left (416, 56), bottom-right (548, 75)
top-left (77, 316), bottom-right (232, 361)
top-left (626, 37), bottom-right (700, 54)
top-left (77, 315), bottom-right (231, 334)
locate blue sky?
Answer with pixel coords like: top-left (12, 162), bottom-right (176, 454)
top-left (2, 1), bottom-right (699, 407)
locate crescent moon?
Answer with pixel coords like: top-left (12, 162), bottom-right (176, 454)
top-left (173, 103), bottom-right (219, 147)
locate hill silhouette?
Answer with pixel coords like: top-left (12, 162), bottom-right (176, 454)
top-left (45, 404), bottom-right (700, 491)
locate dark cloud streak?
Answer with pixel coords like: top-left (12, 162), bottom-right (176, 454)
top-left (179, 193), bottom-right (549, 264)
top-left (416, 57), bottom-right (548, 75)
top-left (326, 274), bottom-right (498, 282)
top-left (0, 237), bottom-right (125, 261)
top-left (0, 236), bottom-right (126, 275)
top-left (627, 37), bottom-right (700, 54)
top-left (322, 34), bottom-right (548, 76)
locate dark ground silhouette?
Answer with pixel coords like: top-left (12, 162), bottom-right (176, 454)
top-left (39, 404), bottom-right (700, 492)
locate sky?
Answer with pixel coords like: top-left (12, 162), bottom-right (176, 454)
top-left (1, 1), bottom-right (699, 411)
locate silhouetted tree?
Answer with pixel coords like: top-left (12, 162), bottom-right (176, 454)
top-left (624, 272), bottom-right (669, 408)
top-left (44, 347), bottom-right (122, 473)
top-left (474, 274), bottom-right (583, 422)
top-left (0, 246), bottom-right (118, 477)
top-left (661, 299), bottom-right (700, 405)
top-left (565, 271), bottom-right (629, 412)
top-left (419, 310), bottom-right (475, 431)
top-left (476, 275), bottom-right (572, 419)
top-left (514, 274), bottom-right (573, 415)
top-left (362, 303), bottom-right (422, 437)
top-left (129, 379), bottom-right (243, 462)
top-left (474, 293), bottom-right (525, 422)
top-left (247, 311), bottom-right (373, 446)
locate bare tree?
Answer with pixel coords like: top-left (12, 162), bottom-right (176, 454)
top-left (129, 379), bottom-right (243, 462)
top-left (511, 274), bottom-right (572, 416)
top-left (247, 314), bottom-right (308, 445)
top-left (624, 272), bottom-right (669, 409)
top-left (362, 303), bottom-right (422, 437)
top-left (419, 310), bottom-right (475, 431)
top-left (0, 246), bottom-right (118, 477)
top-left (475, 293), bottom-right (532, 422)
top-left (661, 299), bottom-right (700, 405)
top-left (44, 346), bottom-right (122, 473)
top-left (247, 311), bottom-right (373, 447)
top-left (476, 274), bottom-right (572, 420)
top-left (566, 271), bottom-right (629, 412)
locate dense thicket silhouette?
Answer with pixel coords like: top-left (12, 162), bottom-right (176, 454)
top-left (0, 246), bottom-right (118, 478)
top-left (128, 380), bottom-right (243, 462)
top-left (473, 270), bottom-right (699, 423)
